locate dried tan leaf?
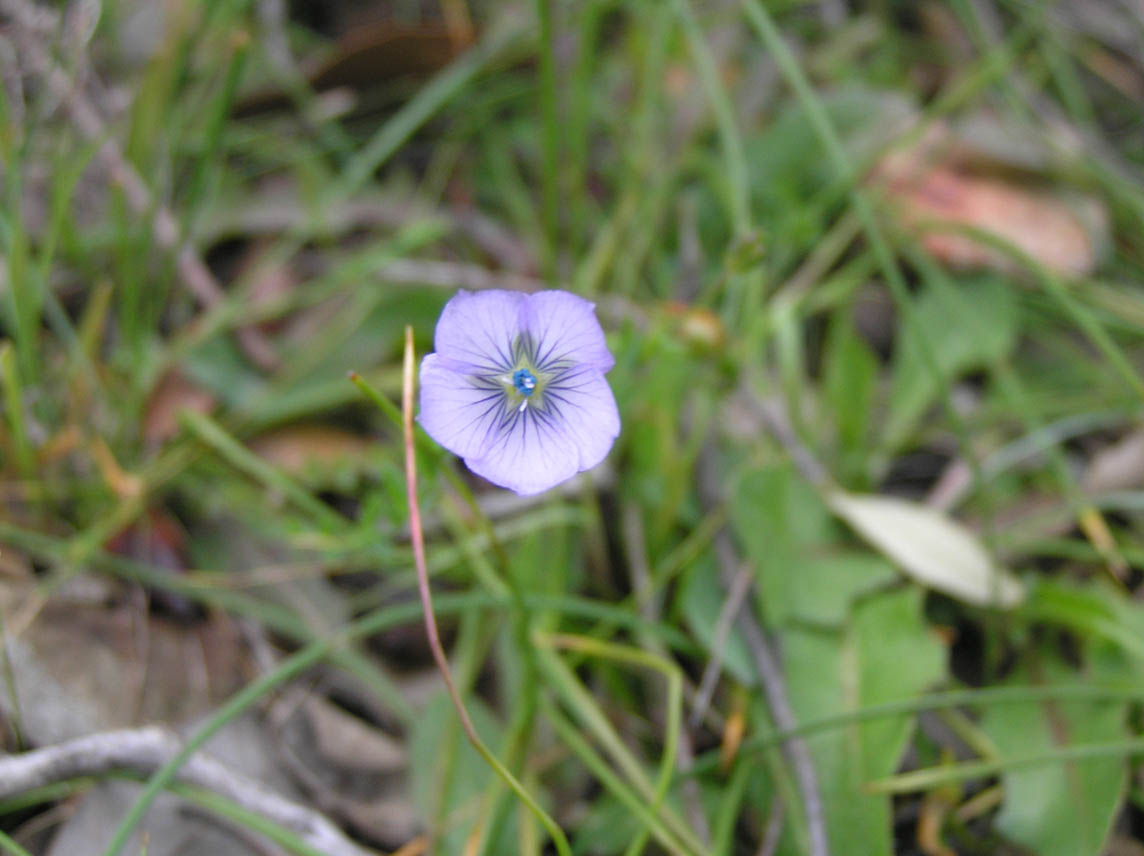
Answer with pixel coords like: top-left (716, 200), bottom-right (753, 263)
top-left (144, 370), bottom-right (216, 446)
top-left (0, 579), bottom-right (248, 744)
top-left (235, 24), bottom-right (467, 117)
top-left (827, 490), bottom-right (1025, 608)
top-left (874, 124), bottom-right (1107, 277)
top-left (275, 694), bottom-right (418, 846)
top-left (301, 696), bottom-right (406, 773)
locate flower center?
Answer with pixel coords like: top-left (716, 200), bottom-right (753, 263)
top-left (513, 368), bottom-right (537, 397)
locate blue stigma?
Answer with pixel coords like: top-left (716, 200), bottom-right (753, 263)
top-left (513, 368), bottom-right (537, 397)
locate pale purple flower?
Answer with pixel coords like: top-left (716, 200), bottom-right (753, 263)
top-left (418, 289), bottom-right (620, 496)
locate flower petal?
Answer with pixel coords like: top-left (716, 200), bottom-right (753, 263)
top-left (434, 289), bottom-right (525, 372)
top-left (520, 291), bottom-right (614, 372)
top-left (543, 366), bottom-right (621, 469)
top-left (418, 354), bottom-right (508, 460)
top-left (465, 368), bottom-right (620, 495)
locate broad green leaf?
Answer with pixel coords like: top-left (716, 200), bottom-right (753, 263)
top-left (185, 333), bottom-right (266, 408)
top-left (730, 465), bottom-right (834, 626)
top-left (572, 791), bottom-right (638, 854)
top-left (730, 466), bottom-right (896, 627)
top-left (884, 275), bottom-right (1017, 449)
top-left (744, 87), bottom-right (916, 272)
top-left (573, 780), bottom-right (724, 856)
top-left (793, 553), bottom-right (898, 627)
top-left (980, 656), bottom-right (1128, 856)
top-left (827, 490), bottom-right (1025, 607)
top-left (780, 588), bottom-right (945, 855)
top-left (620, 326), bottom-right (717, 538)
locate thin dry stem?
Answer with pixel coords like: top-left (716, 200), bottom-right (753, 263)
top-left (401, 326), bottom-right (483, 749)
top-left (689, 562), bottom-right (754, 729)
top-left (698, 443), bottom-right (830, 856)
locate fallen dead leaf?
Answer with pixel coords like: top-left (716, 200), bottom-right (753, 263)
top-left (273, 694), bottom-right (418, 846)
top-left (144, 370), bottom-right (217, 446)
top-left (301, 695), bottom-right (406, 774)
top-left (106, 508), bottom-right (199, 621)
top-left (0, 577), bottom-right (248, 745)
top-left (235, 23), bottom-right (468, 117)
top-left (827, 490), bottom-right (1025, 608)
top-left (873, 122), bottom-right (1108, 278)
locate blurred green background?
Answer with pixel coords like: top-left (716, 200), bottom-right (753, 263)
top-left (2, 0), bottom-right (1144, 854)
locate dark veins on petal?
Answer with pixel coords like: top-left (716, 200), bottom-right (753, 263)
top-left (457, 327), bottom-right (599, 461)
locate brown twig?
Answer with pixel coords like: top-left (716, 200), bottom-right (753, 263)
top-left (2, 0), bottom-right (278, 370)
top-left (0, 726), bottom-right (374, 856)
top-left (689, 562), bottom-right (753, 729)
top-left (697, 443), bottom-right (830, 856)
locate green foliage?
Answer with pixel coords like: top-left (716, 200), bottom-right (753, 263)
top-left (3, 1), bottom-right (1144, 854)
top-left (885, 275), bottom-right (1018, 450)
top-left (730, 464), bottom-right (897, 627)
top-left (680, 555), bottom-right (756, 686)
top-left (782, 588), bottom-right (945, 855)
top-left (981, 655), bottom-right (1128, 856)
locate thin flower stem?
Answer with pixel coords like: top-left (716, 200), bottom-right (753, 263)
top-left (401, 326), bottom-right (573, 856)
top-left (349, 369), bottom-right (513, 574)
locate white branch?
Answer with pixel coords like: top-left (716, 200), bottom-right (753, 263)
top-left (0, 726), bottom-right (376, 856)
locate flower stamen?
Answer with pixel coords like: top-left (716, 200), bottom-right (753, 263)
top-left (513, 368), bottom-right (537, 397)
